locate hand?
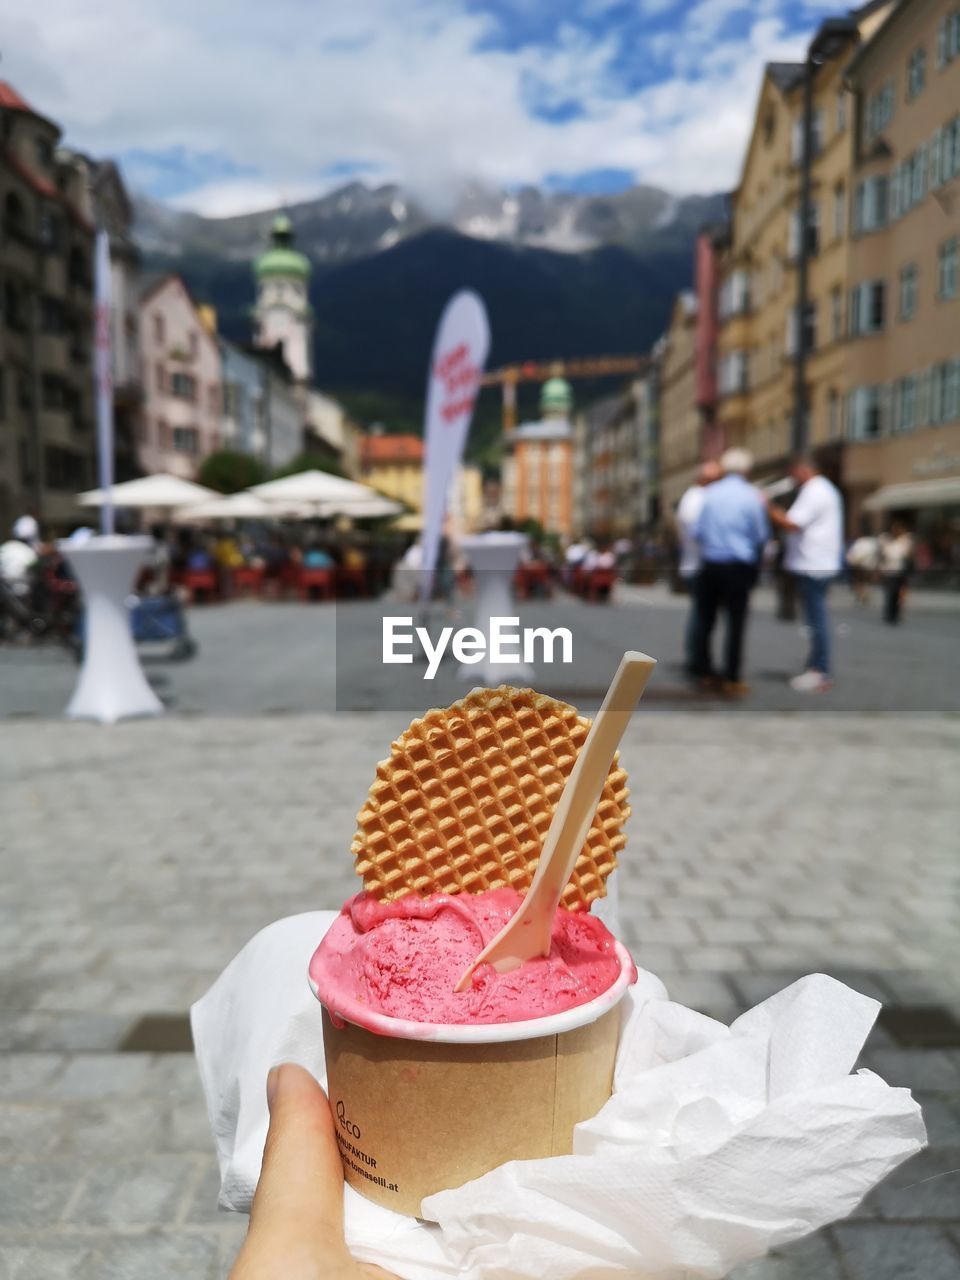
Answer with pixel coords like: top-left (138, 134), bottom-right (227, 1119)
top-left (231, 1063), bottom-right (399, 1280)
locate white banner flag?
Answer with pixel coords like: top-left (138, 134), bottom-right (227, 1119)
top-left (93, 229), bottom-right (114, 535)
top-left (420, 290), bottom-right (490, 602)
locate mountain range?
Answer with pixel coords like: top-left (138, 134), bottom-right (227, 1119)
top-left (133, 180), bottom-right (725, 452)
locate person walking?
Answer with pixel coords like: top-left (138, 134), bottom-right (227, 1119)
top-left (768, 455), bottom-right (844, 693)
top-left (675, 460), bottom-right (722, 674)
top-left (877, 518), bottom-right (914, 624)
top-left (692, 448), bottom-right (769, 695)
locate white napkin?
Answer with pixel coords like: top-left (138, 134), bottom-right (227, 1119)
top-left (191, 911), bottom-right (925, 1280)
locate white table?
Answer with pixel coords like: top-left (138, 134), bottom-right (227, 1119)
top-left (60, 535), bottom-right (163, 724)
top-left (457, 531), bottom-right (533, 683)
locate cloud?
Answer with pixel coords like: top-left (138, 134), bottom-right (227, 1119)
top-left (4, 0), bottom-right (817, 214)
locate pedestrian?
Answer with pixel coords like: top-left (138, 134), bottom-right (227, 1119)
top-left (692, 448), bottom-right (769, 696)
top-left (877, 517), bottom-right (914, 625)
top-left (768, 455), bottom-right (844, 693)
top-left (675, 460), bottom-right (722, 674)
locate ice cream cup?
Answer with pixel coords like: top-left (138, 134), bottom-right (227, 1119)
top-left (309, 938), bottom-right (633, 1218)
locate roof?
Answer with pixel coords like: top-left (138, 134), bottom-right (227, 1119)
top-left (0, 82), bottom-right (34, 112)
top-left (360, 434), bottom-right (424, 465)
top-left (844, 0), bottom-right (911, 81)
top-left (766, 62), bottom-right (804, 92)
top-left (254, 246), bottom-right (311, 280)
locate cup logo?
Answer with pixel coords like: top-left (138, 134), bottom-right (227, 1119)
top-left (336, 1099), bottom-right (361, 1139)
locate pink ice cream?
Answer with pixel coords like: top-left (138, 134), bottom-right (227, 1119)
top-left (309, 888), bottom-right (632, 1028)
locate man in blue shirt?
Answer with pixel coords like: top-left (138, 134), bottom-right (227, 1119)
top-left (692, 448), bottom-right (769, 694)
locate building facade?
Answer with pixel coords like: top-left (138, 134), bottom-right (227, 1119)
top-left (575, 373), bottom-right (658, 539)
top-left (843, 0), bottom-right (960, 536)
top-left (657, 292), bottom-right (700, 515)
top-left (138, 275), bottom-right (222, 478)
top-left (358, 431), bottom-right (484, 530)
top-left (501, 376), bottom-right (575, 535)
top-left (253, 214), bottom-right (313, 384)
top-left (714, 4), bottom-right (893, 495)
top-left (0, 82), bottom-right (96, 532)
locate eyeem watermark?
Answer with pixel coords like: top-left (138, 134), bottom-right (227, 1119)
top-left (383, 616), bottom-right (573, 680)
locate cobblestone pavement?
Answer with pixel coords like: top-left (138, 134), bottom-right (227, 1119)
top-left (2, 713), bottom-right (958, 1278)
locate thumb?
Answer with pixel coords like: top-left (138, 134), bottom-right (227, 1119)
top-left (232, 1062), bottom-right (350, 1278)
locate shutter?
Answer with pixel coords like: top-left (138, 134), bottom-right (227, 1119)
top-left (931, 128), bottom-right (943, 187)
top-left (890, 166), bottom-right (902, 219)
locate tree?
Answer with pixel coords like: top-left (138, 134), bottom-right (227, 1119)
top-left (198, 450), bottom-right (268, 494)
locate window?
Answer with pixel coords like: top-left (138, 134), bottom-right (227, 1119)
top-left (172, 426), bottom-right (199, 454)
top-left (35, 136), bottom-right (54, 169)
top-left (836, 90), bottom-right (847, 132)
top-left (939, 237), bottom-right (959, 299)
top-left (785, 303), bottom-right (816, 356)
top-left (907, 47), bottom-right (926, 99)
top-left (40, 295), bottom-right (65, 332)
top-left (852, 175), bottom-right (888, 233)
top-left (846, 386), bottom-right (886, 440)
top-left (899, 264), bottom-right (918, 321)
top-left (4, 191), bottom-right (28, 241)
top-left (788, 202), bottom-right (819, 258)
top-left (41, 373), bottom-right (69, 410)
top-left (153, 313), bottom-right (165, 345)
top-left (170, 371), bottom-right (196, 400)
top-left (936, 9), bottom-right (960, 67)
top-left (849, 280), bottom-right (886, 336)
top-left (718, 350), bottom-right (749, 394)
top-left (864, 79), bottom-right (895, 143)
top-left (4, 281), bottom-right (27, 331)
top-left (931, 116), bottom-right (960, 188)
top-left (833, 183), bottom-right (846, 238)
top-left (718, 270), bottom-right (751, 318)
top-left (831, 286), bottom-right (843, 340)
top-left (893, 377), bottom-right (918, 433)
top-left (155, 362), bottom-right (166, 393)
top-left (890, 149), bottom-right (927, 218)
top-left (37, 210), bottom-right (60, 250)
top-left (790, 108), bottom-right (824, 163)
top-left (44, 445), bottom-right (87, 492)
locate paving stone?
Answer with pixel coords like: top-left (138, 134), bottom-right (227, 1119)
top-left (0, 1161), bottom-right (86, 1225)
top-left (83, 1230), bottom-right (222, 1280)
top-left (865, 1050), bottom-right (960, 1092)
top-left (833, 1222), bottom-right (960, 1279)
top-left (65, 1155), bottom-right (198, 1227)
top-left (729, 1231), bottom-right (843, 1279)
top-left (873, 1149), bottom-right (960, 1220)
top-left (0, 1055), bottom-right (65, 1099)
top-left (0, 1239), bottom-right (98, 1279)
top-left (0, 1103), bottom-right (61, 1158)
top-left (48, 1055), bottom-right (155, 1101)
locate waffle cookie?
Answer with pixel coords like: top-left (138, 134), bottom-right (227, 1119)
top-left (352, 686), bottom-right (629, 909)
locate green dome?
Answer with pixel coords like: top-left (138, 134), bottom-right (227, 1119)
top-left (540, 375), bottom-right (573, 416)
top-left (254, 246), bottom-right (311, 280)
top-left (254, 213), bottom-right (311, 280)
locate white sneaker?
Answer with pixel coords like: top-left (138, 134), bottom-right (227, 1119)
top-left (790, 670), bottom-right (832, 692)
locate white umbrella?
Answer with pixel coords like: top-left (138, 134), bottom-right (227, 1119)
top-left (78, 474), bottom-right (217, 509)
top-left (250, 469), bottom-right (388, 513)
top-left (317, 494), bottom-right (403, 519)
top-left (174, 492), bottom-right (307, 522)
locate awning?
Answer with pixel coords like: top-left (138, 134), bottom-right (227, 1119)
top-left (863, 476), bottom-right (960, 511)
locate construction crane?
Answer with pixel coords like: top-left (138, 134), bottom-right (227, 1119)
top-left (481, 355), bottom-right (650, 433)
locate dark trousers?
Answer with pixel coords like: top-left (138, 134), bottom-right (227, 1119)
top-left (883, 573), bottom-right (907, 624)
top-left (694, 561), bottom-right (756, 683)
top-left (681, 572), bottom-right (700, 671)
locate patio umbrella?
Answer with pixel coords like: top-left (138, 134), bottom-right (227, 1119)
top-left (174, 492), bottom-right (306, 522)
top-left (316, 494), bottom-right (403, 519)
top-left (249, 470), bottom-right (392, 514)
top-left (77, 474), bottom-right (217, 509)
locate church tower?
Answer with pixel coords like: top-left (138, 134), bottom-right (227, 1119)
top-left (253, 213), bottom-right (313, 382)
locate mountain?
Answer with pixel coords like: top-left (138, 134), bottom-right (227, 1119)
top-left (133, 180), bottom-right (725, 454)
top-left (132, 179), bottom-right (724, 264)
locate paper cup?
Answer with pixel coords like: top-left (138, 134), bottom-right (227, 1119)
top-left (310, 939), bottom-right (633, 1218)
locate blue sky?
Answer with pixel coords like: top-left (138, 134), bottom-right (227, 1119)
top-left (5, 0), bottom-right (838, 215)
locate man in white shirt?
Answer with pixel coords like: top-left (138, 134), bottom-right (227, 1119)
top-left (675, 459), bottom-right (721, 673)
top-left (768, 456), bottom-right (844, 692)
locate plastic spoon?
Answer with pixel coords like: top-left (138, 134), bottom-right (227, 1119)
top-left (455, 650), bottom-right (656, 991)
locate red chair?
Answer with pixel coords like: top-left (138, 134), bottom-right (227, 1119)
top-left (183, 568), bottom-right (218, 603)
top-left (336, 566), bottom-right (368, 598)
top-left (232, 565), bottom-right (264, 597)
top-left (299, 567), bottom-right (335, 601)
top-left (585, 568), bottom-right (617, 603)
top-left (515, 562), bottom-right (552, 600)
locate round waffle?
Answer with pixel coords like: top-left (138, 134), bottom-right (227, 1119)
top-left (352, 686), bottom-right (629, 909)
